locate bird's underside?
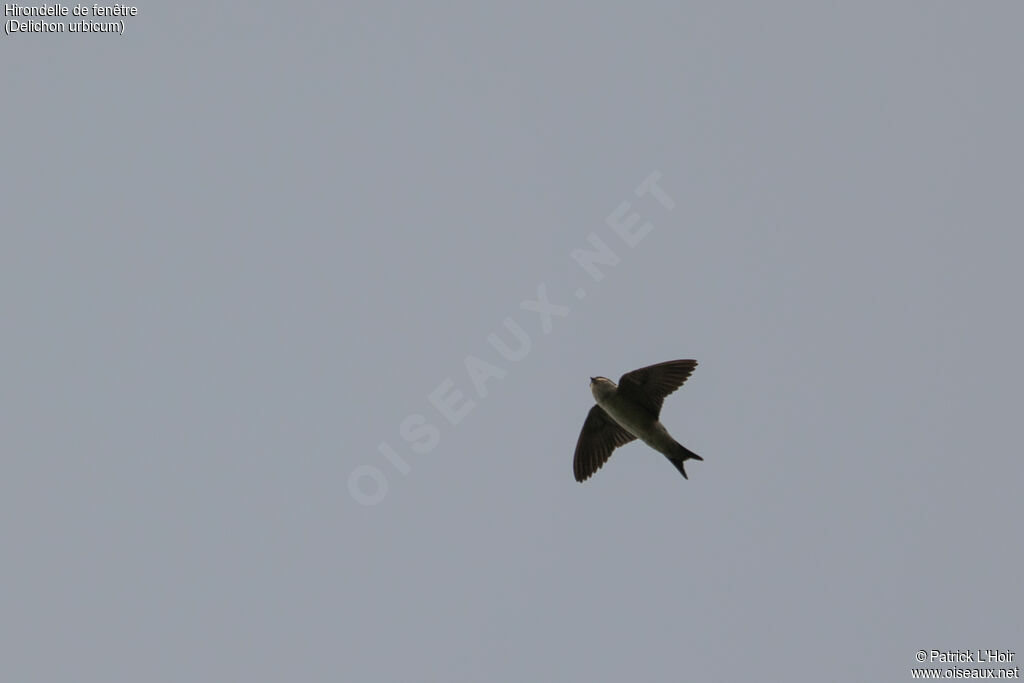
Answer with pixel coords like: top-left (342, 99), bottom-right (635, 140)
top-left (573, 359), bottom-right (701, 483)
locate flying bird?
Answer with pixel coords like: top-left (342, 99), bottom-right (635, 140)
top-left (573, 359), bottom-right (703, 482)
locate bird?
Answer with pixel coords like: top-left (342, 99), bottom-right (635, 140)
top-left (573, 359), bottom-right (703, 483)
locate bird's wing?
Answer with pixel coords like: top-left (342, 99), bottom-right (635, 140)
top-left (617, 359), bottom-right (697, 418)
top-left (573, 405), bottom-right (637, 482)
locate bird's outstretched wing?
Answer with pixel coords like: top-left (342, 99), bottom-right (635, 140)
top-left (573, 405), bottom-right (636, 482)
top-left (617, 359), bottom-right (697, 418)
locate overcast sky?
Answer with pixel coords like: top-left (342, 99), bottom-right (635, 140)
top-left (3, 3), bottom-right (1023, 682)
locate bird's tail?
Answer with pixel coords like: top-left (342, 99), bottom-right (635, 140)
top-left (667, 441), bottom-right (703, 480)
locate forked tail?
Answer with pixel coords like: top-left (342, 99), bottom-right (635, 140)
top-left (668, 441), bottom-right (703, 480)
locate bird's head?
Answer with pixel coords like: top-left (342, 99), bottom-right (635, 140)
top-left (589, 376), bottom-right (617, 402)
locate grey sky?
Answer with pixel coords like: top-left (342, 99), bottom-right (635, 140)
top-left (3, 4), bottom-right (1022, 682)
